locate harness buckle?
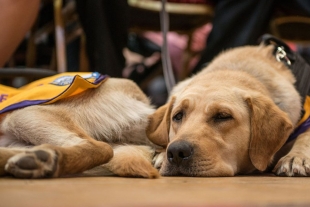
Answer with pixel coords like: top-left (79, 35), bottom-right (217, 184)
top-left (275, 46), bottom-right (291, 66)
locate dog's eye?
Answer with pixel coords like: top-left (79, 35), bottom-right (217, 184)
top-left (214, 112), bottom-right (233, 122)
top-left (173, 112), bottom-right (183, 122)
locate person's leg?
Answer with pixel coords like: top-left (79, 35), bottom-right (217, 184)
top-left (104, 0), bottom-right (129, 73)
top-left (0, 0), bottom-right (40, 67)
top-left (192, 0), bottom-right (276, 73)
top-left (76, 0), bottom-right (128, 77)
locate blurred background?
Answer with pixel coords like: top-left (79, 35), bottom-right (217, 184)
top-left (1, 0), bottom-right (310, 107)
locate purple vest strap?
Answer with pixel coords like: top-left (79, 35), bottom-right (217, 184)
top-left (287, 116), bottom-right (310, 143)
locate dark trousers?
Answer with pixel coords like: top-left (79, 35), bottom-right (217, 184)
top-left (192, 0), bottom-right (310, 74)
top-left (76, 0), bottom-right (129, 77)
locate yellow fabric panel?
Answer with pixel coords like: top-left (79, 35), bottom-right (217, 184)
top-left (0, 72), bottom-right (108, 114)
top-left (298, 96), bottom-right (310, 126)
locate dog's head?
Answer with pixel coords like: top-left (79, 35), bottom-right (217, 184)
top-left (147, 71), bottom-right (293, 176)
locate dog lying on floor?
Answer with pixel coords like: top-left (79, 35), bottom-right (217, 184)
top-left (147, 42), bottom-right (310, 177)
top-left (2, 41), bottom-right (309, 179)
top-left (0, 72), bottom-right (160, 178)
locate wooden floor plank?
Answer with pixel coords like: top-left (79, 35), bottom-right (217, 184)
top-left (1, 175), bottom-right (309, 207)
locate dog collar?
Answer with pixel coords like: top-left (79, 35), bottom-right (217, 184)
top-left (287, 114), bottom-right (310, 143)
top-left (261, 34), bottom-right (310, 143)
top-left (261, 34), bottom-right (310, 104)
top-left (274, 46), bottom-right (292, 68)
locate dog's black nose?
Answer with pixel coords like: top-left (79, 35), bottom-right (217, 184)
top-left (167, 140), bottom-right (193, 166)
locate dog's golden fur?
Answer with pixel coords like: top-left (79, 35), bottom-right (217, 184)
top-left (2, 44), bottom-right (309, 179)
top-left (0, 78), bottom-right (159, 178)
top-left (147, 44), bottom-right (310, 177)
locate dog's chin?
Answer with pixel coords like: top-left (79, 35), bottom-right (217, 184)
top-left (159, 161), bottom-right (235, 177)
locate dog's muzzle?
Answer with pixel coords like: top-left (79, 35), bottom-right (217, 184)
top-left (167, 140), bottom-right (193, 166)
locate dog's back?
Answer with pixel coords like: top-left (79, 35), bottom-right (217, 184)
top-left (0, 77), bottom-right (159, 178)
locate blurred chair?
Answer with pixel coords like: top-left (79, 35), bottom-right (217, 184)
top-left (270, 16), bottom-right (310, 44)
top-left (10, 0), bottom-right (111, 82)
top-left (0, 0), bottom-right (85, 86)
top-left (27, 0), bottom-right (85, 73)
top-left (128, 0), bottom-right (214, 80)
top-left (3, 0), bottom-right (213, 86)
top-left (270, 6), bottom-right (310, 45)
top-left (29, 0), bottom-right (214, 77)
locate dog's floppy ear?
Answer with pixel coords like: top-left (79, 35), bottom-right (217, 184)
top-left (246, 94), bottom-right (293, 171)
top-left (146, 97), bottom-right (175, 147)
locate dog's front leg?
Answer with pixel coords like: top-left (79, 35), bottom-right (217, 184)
top-left (102, 145), bottom-right (159, 178)
top-left (152, 150), bottom-right (165, 171)
top-left (273, 129), bottom-right (310, 176)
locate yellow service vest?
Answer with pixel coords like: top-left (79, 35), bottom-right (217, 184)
top-left (0, 72), bottom-right (108, 114)
top-left (299, 96), bottom-right (310, 126)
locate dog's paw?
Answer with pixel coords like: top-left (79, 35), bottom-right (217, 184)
top-left (105, 145), bottom-right (160, 178)
top-left (5, 149), bottom-right (58, 178)
top-left (273, 153), bottom-right (310, 177)
top-left (108, 158), bottom-right (159, 179)
top-left (152, 151), bottom-right (165, 170)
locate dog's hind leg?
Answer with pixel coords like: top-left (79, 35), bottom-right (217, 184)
top-left (0, 106), bottom-right (113, 178)
top-left (3, 140), bottom-right (113, 178)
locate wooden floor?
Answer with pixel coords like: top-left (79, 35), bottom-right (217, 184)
top-left (1, 173), bottom-right (310, 207)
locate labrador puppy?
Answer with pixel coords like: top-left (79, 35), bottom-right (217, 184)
top-left (0, 75), bottom-right (159, 178)
top-left (147, 44), bottom-right (310, 177)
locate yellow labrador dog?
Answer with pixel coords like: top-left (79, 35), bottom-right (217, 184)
top-left (0, 77), bottom-right (159, 178)
top-left (147, 44), bottom-right (310, 177)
